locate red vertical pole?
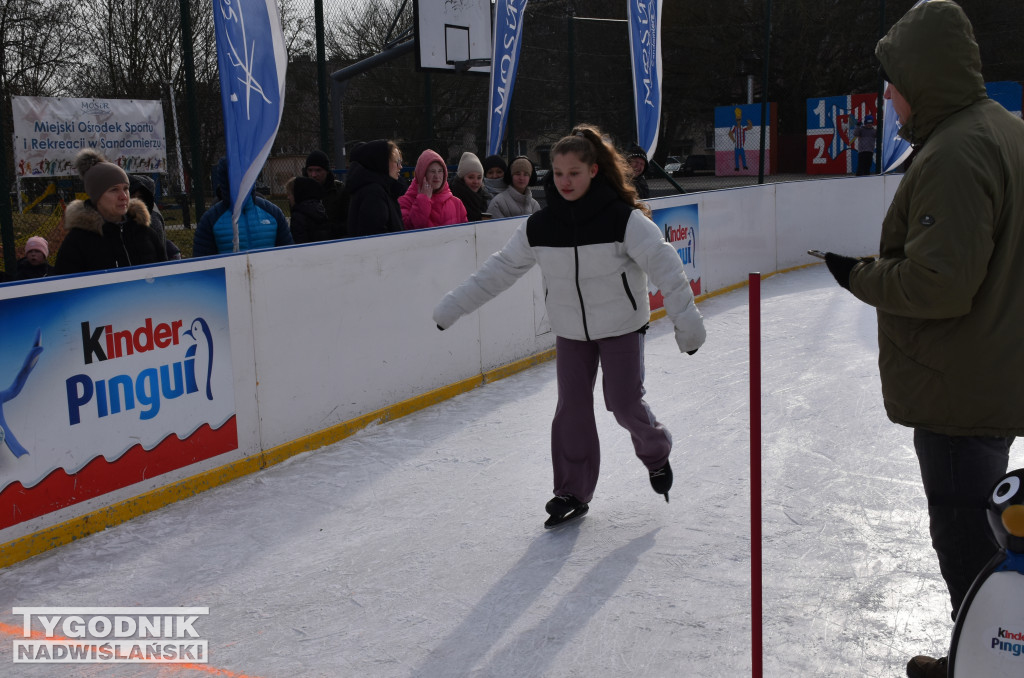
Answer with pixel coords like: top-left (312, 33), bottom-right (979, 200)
top-left (749, 272), bottom-right (763, 678)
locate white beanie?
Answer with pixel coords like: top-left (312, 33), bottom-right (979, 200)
top-left (456, 152), bottom-right (484, 178)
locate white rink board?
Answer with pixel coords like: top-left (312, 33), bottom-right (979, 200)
top-left (0, 176), bottom-right (898, 543)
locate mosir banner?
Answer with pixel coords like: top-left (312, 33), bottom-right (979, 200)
top-left (12, 96), bottom-right (167, 178)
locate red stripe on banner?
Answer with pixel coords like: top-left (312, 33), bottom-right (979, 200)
top-left (0, 417), bottom-right (238, 530)
top-left (749, 273), bottom-right (763, 678)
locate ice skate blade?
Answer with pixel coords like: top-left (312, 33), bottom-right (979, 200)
top-left (543, 505), bottom-right (589, 529)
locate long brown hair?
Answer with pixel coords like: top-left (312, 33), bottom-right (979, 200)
top-left (551, 123), bottom-right (651, 218)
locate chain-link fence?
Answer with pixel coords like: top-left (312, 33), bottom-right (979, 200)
top-left (2, 0), bottom-right (1023, 279)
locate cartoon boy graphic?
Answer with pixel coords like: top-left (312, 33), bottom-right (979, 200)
top-left (728, 107), bottom-right (754, 171)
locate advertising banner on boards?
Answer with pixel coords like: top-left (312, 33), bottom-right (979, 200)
top-left (0, 269), bottom-right (238, 530)
top-left (648, 203), bottom-right (700, 311)
top-left (12, 96), bottom-right (166, 178)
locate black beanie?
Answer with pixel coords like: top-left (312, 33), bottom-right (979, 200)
top-left (292, 176), bottom-right (324, 204)
top-left (351, 139), bottom-right (392, 175)
top-left (305, 149), bottom-right (331, 171)
top-left (482, 155), bottom-right (508, 175)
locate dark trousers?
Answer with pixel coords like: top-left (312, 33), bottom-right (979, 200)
top-left (551, 333), bottom-right (672, 503)
top-left (913, 428), bottom-right (1013, 620)
top-left (856, 150), bottom-right (874, 176)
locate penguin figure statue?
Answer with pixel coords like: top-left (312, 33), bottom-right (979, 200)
top-left (948, 469), bottom-right (1024, 677)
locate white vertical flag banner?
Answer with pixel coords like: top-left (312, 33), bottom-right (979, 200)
top-left (487, 0), bottom-right (529, 157)
top-left (213, 0), bottom-right (287, 252)
top-left (628, 0), bottom-right (663, 158)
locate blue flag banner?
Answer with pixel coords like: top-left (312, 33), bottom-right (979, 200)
top-left (880, 98), bottom-right (912, 173)
top-left (213, 0), bottom-right (287, 251)
top-left (487, 0), bottom-right (529, 157)
top-left (628, 0), bottom-right (663, 158)
top-left (986, 81), bottom-right (1023, 117)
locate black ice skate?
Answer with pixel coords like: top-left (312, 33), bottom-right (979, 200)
top-left (544, 495), bottom-right (589, 528)
top-left (649, 460), bottom-right (673, 503)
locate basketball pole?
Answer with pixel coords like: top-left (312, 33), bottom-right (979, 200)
top-left (749, 272), bottom-right (763, 678)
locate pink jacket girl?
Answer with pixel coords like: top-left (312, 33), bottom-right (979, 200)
top-left (398, 149), bottom-right (468, 229)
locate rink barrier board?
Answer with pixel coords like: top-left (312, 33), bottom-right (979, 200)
top-left (0, 176), bottom-right (897, 567)
top-left (0, 346), bottom-right (557, 568)
top-left (0, 261), bottom-right (825, 568)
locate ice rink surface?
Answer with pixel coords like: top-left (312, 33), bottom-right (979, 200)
top-left (3, 264), bottom-right (1021, 677)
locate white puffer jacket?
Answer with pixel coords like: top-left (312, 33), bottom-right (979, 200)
top-left (434, 176), bottom-right (705, 353)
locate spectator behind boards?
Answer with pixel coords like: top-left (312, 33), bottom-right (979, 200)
top-left (821, 3), bottom-right (1024, 676)
top-left (193, 157), bottom-right (293, 257)
top-left (625, 146), bottom-right (651, 199)
top-left (487, 156), bottom-right (541, 219)
top-left (128, 174), bottom-right (167, 253)
top-left (399, 149), bottom-right (468, 229)
top-left (448, 152), bottom-right (493, 221)
top-left (303, 149), bottom-right (348, 238)
top-left (346, 139), bottom-right (405, 237)
top-left (128, 174), bottom-right (180, 260)
top-left (481, 155), bottom-right (508, 195)
top-left (285, 176), bottom-right (335, 244)
top-left (851, 115), bottom-right (877, 176)
top-left (11, 236), bottom-right (53, 281)
top-left (54, 149), bottom-right (166, 275)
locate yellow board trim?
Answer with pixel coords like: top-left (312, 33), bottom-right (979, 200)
top-left (2, 268), bottom-right (817, 568)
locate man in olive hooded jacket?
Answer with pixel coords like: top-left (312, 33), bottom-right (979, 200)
top-left (824, 3), bottom-right (1024, 677)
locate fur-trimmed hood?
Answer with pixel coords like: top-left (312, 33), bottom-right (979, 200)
top-left (65, 198), bottom-right (151, 236)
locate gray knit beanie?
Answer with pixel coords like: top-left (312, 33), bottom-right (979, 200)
top-left (456, 152), bottom-right (484, 178)
top-left (74, 149), bottom-right (129, 203)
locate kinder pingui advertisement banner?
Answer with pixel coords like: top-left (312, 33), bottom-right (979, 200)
top-left (0, 269), bottom-right (237, 529)
top-left (649, 203), bottom-right (699, 310)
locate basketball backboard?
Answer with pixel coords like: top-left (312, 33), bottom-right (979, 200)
top-left (414, 0), bottom-right (492, 73)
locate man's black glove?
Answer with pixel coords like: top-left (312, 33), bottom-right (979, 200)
top-left (824, 252), bottom-right (872, 290)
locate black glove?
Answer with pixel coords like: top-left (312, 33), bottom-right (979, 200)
top-left (825, 253), bottom-right (862, 290)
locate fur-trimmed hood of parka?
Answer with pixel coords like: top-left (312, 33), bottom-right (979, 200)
top-left (64, 198), bottom-right (151, 235)
top-left (875, 0), bottom-right (987, 146)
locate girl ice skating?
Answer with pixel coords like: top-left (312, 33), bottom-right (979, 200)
top-left (433, 124), bottom-right (706, 528)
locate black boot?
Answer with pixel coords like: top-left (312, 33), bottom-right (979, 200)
top-left (649, 461), bottom-right (673, 502)
top-left (906, 655), bottom-right (947, 678)
top-left (544, 495), bottom-right (588, 528)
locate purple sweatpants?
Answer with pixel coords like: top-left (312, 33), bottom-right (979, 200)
top-left (551, 332), bottom-right (672, 503)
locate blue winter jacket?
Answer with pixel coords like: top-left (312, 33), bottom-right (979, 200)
top-left (193, 159), bottom-right (293, 257)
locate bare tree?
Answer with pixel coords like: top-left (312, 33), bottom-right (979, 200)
top-left (1, 0), bottom-right (81, 101)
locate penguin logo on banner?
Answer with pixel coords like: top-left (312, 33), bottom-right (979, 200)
top-left (184, 318), bottom-right (215, 401)
top-left (948, 469), bottom-right (1024, 677)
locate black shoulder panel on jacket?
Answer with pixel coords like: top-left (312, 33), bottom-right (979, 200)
top-left (526, 178), bottom-right (633, 248)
